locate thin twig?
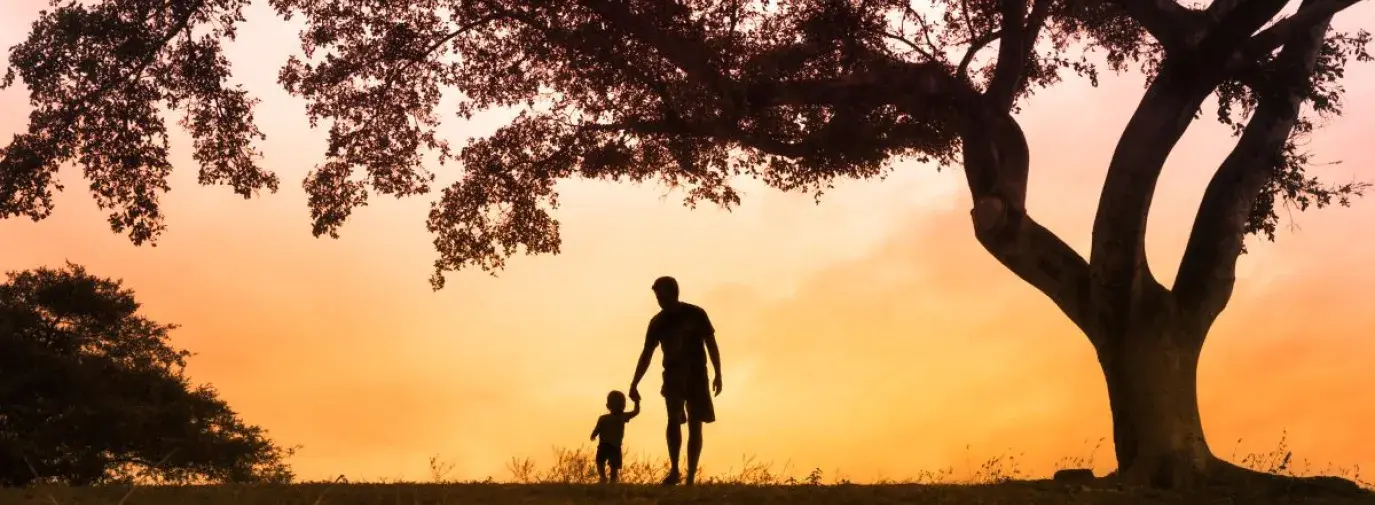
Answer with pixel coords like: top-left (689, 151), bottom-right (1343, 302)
top-left (116, 448), bottom-right (179, 505)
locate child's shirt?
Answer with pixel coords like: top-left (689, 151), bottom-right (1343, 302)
top-left (593, 411), bottom-right (637, 447)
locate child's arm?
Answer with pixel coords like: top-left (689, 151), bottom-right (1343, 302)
top-left (590, 418), bottom-right (601, 441)
top-left (626, 398), bottom-right (641, 420)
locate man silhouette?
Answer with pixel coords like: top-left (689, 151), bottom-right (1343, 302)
top-left (629, 276), bottom-right (723, 486)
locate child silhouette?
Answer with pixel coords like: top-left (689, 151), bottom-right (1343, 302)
top-left (590, 390), bottom-right (640, 483)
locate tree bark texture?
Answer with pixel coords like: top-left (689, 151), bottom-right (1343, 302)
top-left (1092, 286), bottom-right (1213, 488)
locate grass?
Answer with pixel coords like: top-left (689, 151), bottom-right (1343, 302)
top-left (2, 432), bottom-right (1370, 505)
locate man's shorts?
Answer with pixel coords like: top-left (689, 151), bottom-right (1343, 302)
top-left (595, 444), bottom-right (622, 469)
top-left (661, 366), bottom-right (715, 424)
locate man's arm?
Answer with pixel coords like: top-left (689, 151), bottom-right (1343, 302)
top-left (701, 308), bottom-right (723, 395)
top-left (705, 331), bottom-right (722, 378)
top-left (705, 331), bottom-right (722, 390)
top-left (629, 321), bottom-right (657, 398)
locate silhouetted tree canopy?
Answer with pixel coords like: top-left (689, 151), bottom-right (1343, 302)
top-left (4, 1), bottom-right (1367, 288)
top-left (0, 263), bottom-right (293, 486)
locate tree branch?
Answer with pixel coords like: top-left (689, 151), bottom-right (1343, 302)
top-left (586, 63), bottom-right (956, 159)
top-left (574, 0), bottom-right (728, 92)
top-left (1245, 0), bottom-right (1363, 56)
top-left (984, 0), bottom-right (1053, 110)
top-left (1088, 60), bottom-right (1216, 326)
top-left (900, 6), bottom-right (946, 61)
top-left (962, 101), bottom-right (1094, 336)
top-left (1025, 0), bottom-right (1054, 45)
top-left (1112, 0), bottom-right (1206, 51)
top-left (741, 59), bottom-right (960, 110)
top-left (974, 198), bottom-right (1095, 335)
top-left (955, 4), bottom-right (1097, 332)
top-left (1196, 0), bottom-right (1290, 61)
top-left (987, 0), bottom-right (1029, 111)
top-left (1205, 0), bottom-right (1247, 19)
top-left (575, 47), bottom-right (1092, 333)
top-left (957, 29), bottom-right (1002, 79)
top-left (1173, 1), bottom-right (1333, 331)
top-left (881, 30), bottom-right (938, 61)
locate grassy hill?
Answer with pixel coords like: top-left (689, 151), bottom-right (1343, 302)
top-left (3, 480), bottom-right (1372, 505)
top-left (3, 438), bottom-right (1370, 505)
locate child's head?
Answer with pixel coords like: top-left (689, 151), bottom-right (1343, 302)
top-left (606, 390), bottom-right (627, 413)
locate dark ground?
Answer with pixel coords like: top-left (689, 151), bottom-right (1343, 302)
top-left (3, 480), bottom-right (1372, 505)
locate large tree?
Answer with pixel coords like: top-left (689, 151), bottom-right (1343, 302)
top-left (0, 263), bottom-right (294, 486)
top-left (2, 0), bottom-right (1372, 489)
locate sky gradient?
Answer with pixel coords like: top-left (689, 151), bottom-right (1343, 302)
top-left (3, 1), bottom-right (1374, 483)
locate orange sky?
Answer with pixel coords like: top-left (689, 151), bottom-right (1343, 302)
top-left (3, 1), bottom-right (1374, 484)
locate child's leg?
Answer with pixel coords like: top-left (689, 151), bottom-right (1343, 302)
top-left (595, 449), bottom-right (609, 483)
top-left (609, 449), bottom-right (622, 483)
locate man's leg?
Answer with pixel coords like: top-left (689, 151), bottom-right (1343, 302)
top-left (662, 395), bottom-right (684, 485)
top-left (684, 368), bottom-right (714, 485)
top-left (665, 419), bottom-right (682, 482)
top-left (685, 421), bottom-right (703, 485)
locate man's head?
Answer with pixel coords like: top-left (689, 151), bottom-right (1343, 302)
top-left (651, 276), bottom-right (680, 309)
top-left (606, 390), bottom-right (627, 413)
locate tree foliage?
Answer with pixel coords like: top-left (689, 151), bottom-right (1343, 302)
top-left (0, 0), bottom-right (1370, 292)
top-left (0, 263), bottom-right (294, 486)
top-left (2, 0), bottom-right (276, 245)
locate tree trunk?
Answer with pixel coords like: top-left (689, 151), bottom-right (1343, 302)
top-left (1092, 307), bottom-right (1370, 497)
top-left (1094, 300), bottom-right (1214, 489)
